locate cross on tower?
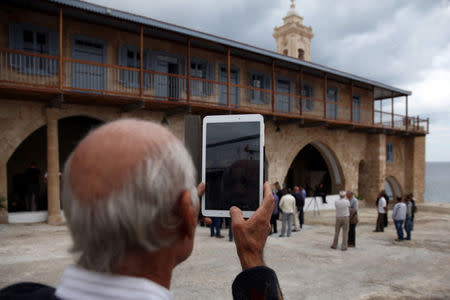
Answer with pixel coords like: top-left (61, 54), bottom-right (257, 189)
top-left (290, 0), bottom-right (295, 9)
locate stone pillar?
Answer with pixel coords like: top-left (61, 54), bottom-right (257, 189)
top-left (46, 108), bottom-right (62, 224)
top-left (0, 164), bottom-right (7, 224)
top-left (361, 134), bottom-right (386, 206)
top-left (407, 136), bottom-right (426, 203)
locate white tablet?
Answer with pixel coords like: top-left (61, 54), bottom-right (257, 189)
top-left (201, 114), bottom-right (264, 218)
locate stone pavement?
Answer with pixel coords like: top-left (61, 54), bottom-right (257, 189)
top-left (1, 207), bottom-right (449, 299)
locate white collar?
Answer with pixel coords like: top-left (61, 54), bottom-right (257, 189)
top-left (55, 265), bottom-right (173, 300)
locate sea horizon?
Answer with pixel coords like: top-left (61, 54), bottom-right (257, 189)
top-left (425, 161), bottom-right (450, 203)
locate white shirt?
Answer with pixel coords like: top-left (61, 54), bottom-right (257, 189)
top-left (279, 194), bottom-right (296, 214)
top-left (392, 202), bottom-right (407, 221)
top-left (55, 265), bottom-right (173, 300)
top-left (378, 197), bottom-right (387, 213)
top-left (335, 198), bottom-right (350, 217)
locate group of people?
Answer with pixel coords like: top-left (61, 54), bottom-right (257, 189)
top-left (271, 182), bottom-right (306, 237)
top-left (375, 190), bottom-right (417, 241)
top-left (330, 191), bottom-right (359, 250)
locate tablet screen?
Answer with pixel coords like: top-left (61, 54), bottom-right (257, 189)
top-left (205, 121), bottom-right (260, 211)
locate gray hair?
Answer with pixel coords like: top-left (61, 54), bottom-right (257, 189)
top-left (62, 135), bottom-right (197, 273)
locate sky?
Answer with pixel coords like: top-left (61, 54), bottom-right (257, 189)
top-left (87, 0), bottom-right (450, 161)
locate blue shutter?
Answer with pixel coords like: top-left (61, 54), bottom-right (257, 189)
top-left (48, 31), bottom-right (59, 74)
top-left (235, 66), bottom-right (240, 105)
top-left (207, 62), bottom-right (215, 96)
top-left (143, 49), bottom-right (150, 88)
top-left (117, 45), bottom-right (126, 84)
top-left (8, 23), bottom-right (21, 68)
top-left (264, 74), bottom-right (271, 104)
top-left (248, 71), bottom-right (254, 102)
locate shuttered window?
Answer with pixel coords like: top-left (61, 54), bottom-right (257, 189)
top-left (9, 23), bottom-right (59, 75)
top-left (353, 95), bottom-right (361, 122)
top-left (118, 45), bottom-right (150, 88)
top-left (299, 82), bottom-right (314, 111)
top-left (190, 58), bottom-right (214, 96)
top-left (248, 71), bottom-right (271, 104)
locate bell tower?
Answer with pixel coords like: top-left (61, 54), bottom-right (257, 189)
top-left (273, 0), bottom-right (313, 61)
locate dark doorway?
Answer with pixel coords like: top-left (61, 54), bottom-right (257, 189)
top-left (7, 116), bottom-right (102, 212)
top-left (285, 144), bottom-right (332, 197)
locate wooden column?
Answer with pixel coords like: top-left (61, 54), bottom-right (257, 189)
top-left (59, 7), bottom-right (63, 91)
top-left (0, 164), bottom-right (7, 224)
top-left (227, 47), bottom-right (231, 108)
top-left (46, 108), bottom-right (62, 225)
top-left (350, 81), bottom-right (354, 123)
top-left (187, 38), bottom-right (191, 103)
top-left (139, 25), bottom-right (144, 98)
top-left (391, 92), bottom-right (394, 128)
top-left (299, 67), bottom-right (303, 116)
top-left (323, 73), bottom-right (327, 119)
top-left (372, 87), bottom-right (375, 125)
top-left (272, 60), bottom-right (275, 113)
top-left (405, 95), bottom-right (409, 131)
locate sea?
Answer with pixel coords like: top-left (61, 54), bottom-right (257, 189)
top-left (425, 162), bottom-right (450, 203)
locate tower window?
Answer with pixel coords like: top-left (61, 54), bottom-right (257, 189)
top-left (298, 49), bottom-right (305, 60)
top-left (283, 49), bottom-right (288, 55)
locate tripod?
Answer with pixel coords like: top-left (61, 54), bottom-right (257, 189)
top-left (305, 196), bottom-right (320, 216)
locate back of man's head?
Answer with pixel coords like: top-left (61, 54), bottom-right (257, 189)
top-left (62, 119), bottom-right (197, 273)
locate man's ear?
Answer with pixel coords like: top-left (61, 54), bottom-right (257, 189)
top-left (177, 190), bottom-right (197, 239)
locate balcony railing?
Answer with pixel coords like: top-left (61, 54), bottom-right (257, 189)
top-left (0, 48), bottom-right (429, 134)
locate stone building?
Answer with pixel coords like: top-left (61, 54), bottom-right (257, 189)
top-left (0, 0), bottom-right (428, 224)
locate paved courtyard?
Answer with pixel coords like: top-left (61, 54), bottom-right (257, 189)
top-left (1, 207), bottom-right (449, 299)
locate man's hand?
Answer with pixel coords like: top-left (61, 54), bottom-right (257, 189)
top-left (230, 182), bottom-right (274, 270)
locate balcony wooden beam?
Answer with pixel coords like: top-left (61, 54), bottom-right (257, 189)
top-left (350, 81), bottom-right (353, 123)
top-left (323, 73), bottom-right (327, 119)
top-left (405, 95), bottom-right (409, 131)
top-left (272, 61), bottom-right (275, 113)
top-left (139, 25), bottom-right (144, 98)
top-left (299, 67), bottom-right (303, 116)
top-left (391, 91), bottom-right (394, 128)
top-left (227, 47), bottom-right (231, 108)
top-left (187, 38), bottom-right (191, 104)
top-left (59, 7), bottom-right (63, 91)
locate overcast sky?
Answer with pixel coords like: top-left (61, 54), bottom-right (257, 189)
top-left (88, 0), bottom-right (450, 161)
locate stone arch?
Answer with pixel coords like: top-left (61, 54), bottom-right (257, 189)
top-left (283, 140), bottom-right (345, 194)
top-left (385, 175), bottom-right (403, 200)
top-left (6, 115), bottom-right (104, 214)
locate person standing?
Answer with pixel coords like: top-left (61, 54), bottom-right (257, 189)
top-left (374, 192), bottom-right (387, 232)
top-left (25, 161), bottom-right (41, 211)
top-left (291, 188), bottom-right (300, 232)
top-left (331, 191), bottom-right (350, 251)
top-left (383, 191), bottom-right (389, 228)
top-left (408, 193), bottom-right (417, 230)
top-left (347, 191), bottom-right (359, 247)
top-left (404, 195), bottom-right (414, 240)
top-left (392, 197), bottom-right (406, 241)
top-left (293, 186), bottom-right (304, 229)
top-left (317, 183), bottom-right (327, 204)
top-left (279, 189), bottom-right (296, 237)
top-left (270, 190), bottom-right (280, 235)
top-left (210, 217), bottom-right (224, 238)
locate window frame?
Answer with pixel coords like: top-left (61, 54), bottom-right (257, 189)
top-left (300, 82), bottom-right (315, 111)
top-left (352, 94), bottom-right (361, 122)
top-left (9, 23), bottom-right (59, 76)
top-left (190, 57), bottom-right (213, 97)
top-left (118, 44), bottom-right (150, 88)
top-left (386, 142), bottom-right (394, 163)
top-left (248, 70), bottom-right (270, 104)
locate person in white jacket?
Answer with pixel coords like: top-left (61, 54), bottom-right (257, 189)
top-left (279, 189), bottom-right (296, 237)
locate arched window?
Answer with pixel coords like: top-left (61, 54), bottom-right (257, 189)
top-left (283, 49), bottom-right (288, 55)
top-left (298, 48), bottom-right (305, 60)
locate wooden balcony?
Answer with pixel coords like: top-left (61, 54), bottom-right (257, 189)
top-left (0, 47), bottom-right (429, 136)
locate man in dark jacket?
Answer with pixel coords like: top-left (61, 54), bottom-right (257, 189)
top-left (0, 119), bottom-right (283, 300)
top-left (293, 186), bottom-right (304, 229)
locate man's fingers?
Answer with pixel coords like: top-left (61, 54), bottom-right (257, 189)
top-left (197, 182), bottom-right (205, 197)
top-left (260, 182), bottom-right (275, 218)
top-left (230, 206), bottom-right (244, 225)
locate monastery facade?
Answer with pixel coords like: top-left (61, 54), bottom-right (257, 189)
top-left (0, 0), bottom-right (427, 224)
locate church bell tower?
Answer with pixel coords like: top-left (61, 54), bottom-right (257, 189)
top-left (273, 0), bottom-right (314, 61)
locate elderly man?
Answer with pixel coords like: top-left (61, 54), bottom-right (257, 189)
top-left (0, 119), bottom-right (282, 299)
top-left (279, 188), bottom-right (296, 237)
top-left (331, 191), bottom-right (350, 251)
